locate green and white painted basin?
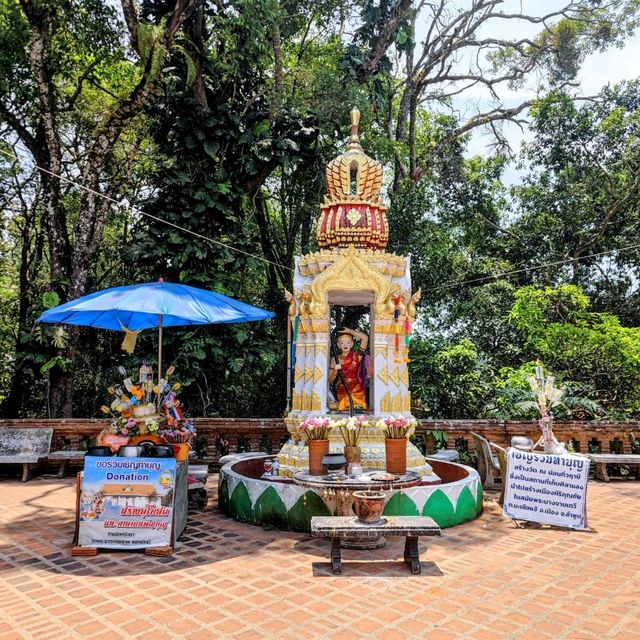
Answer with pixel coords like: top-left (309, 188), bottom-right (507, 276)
top-left (219, 455), bottom-right (483, 532)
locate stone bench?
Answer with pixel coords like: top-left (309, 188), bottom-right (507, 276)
top-left (311, 515), bottom-right (441, 575)
top-left (588, 454), bottom-right (640, 482)
top-left (46, 450), bottom-right (86, 478)
top-left (0, 428), bottom-right (53, 481)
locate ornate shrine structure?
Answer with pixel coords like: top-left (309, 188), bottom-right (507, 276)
top-left (277, 107), bottom-right (430, 476)
top-left (218, 108), bottom-right (483, 533)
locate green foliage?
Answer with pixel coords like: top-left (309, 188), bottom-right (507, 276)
top-left (410, 339), bottom-right (493, 419)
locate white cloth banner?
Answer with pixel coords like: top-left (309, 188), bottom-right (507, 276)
top-left (503, 450), bottom-right (589, 529)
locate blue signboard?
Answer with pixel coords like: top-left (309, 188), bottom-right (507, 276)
top-left (78, 456), bottom-right (177, 549)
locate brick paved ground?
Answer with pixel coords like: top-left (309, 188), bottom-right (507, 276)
top-left (0, 475), bottom-right (638, 640)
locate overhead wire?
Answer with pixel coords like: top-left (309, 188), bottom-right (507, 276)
top-left (2, 145), bottom-right (640, 291)
top-left (0, 145), bottom-right (293, 272)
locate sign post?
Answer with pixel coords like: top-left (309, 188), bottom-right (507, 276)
top-left (78, 456), bottom-right (177, 550)
top-left (503, 450), bottom-right (589, 529)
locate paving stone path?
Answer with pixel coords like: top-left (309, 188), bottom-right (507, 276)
top-left (0, 476), bottom-right (638, 639)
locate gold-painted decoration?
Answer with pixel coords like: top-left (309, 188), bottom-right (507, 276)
top-left (312, 392), bottom-right (322, 411)
top-left (392, 393), bottom-right (402, 413)
top-left (402, 394), bottom-right (412, 412)
top-left (292, 391), bottom-right (302, 410)
top-left (380, 391), bottom-right (391, 413)
top-left (407, 288), bottom-right (422, 319)
top-left (313, 367), bottom-right (324, 383)
top-left (294, 366), bottom-right (304, 384)
top-left (314, 343), bottom-right (329, 357)
top-left (346, 208), bottom-right (362, 226)
top-left (377, 366), bottom-right (389, 385)
top-left (297, 249), bottom-right (407, 277)
top-left (374, 343), bottom-right (388, 358)
top-left (309, 245), bottom-right (392, 320)
top-left (389, 367), bottom-right (401, 387)
top-left (400, 367), bottom-right (409, 387)
top-left (317, 107), bottom-right (389, 250)
top-left (304, 366), bottom-right (313, 383)
top-left (284, 289), bottom-right (297, 317)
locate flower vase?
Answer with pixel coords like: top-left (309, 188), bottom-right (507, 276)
top-left (344, 445), bottom-right (362, 465)
top-left (308, 439), bottom-right (330, 476)
top-left (385, 438), bottom-right (407, 475)
top-left (172, 442), bottom-right (190, 462)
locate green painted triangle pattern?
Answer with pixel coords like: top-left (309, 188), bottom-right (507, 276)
top-left (455, 486), bottom-right (478, 523)
top-left (219, 472), bottom-right (483, 532)
top-left (288, 491), bottom-right (330, 532)
top-left (422, 490), bottom-right (456, 528)
top-left (252, 485), bottom-right (288, 529)
top-left (383, 492), bottom-right (419, 516)
top-left (229, 482), bottom-right (253, 522)
top-left (218, 477), bottom-right (229, 513)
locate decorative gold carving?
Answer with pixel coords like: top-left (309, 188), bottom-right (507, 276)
top-left (284, 289), bottom-right (296, 317)
top-left (377, 366), bottom-right (389, 385)
top-left (407, 288), bottom-right (422, 319)
top-left (380, 391), bottom-right (391, 413)
top-left (309, 246), bottom-right (392, 320)
top-left (374, 344), bottom-right (388, 358)
top-left (299, 286), bottom-right (312, 317)
top-left (304, 366), bottom-right (313, 383)
top-left (346, 208), bottom-right (361, 226)
top-left (294, 366), bottom-right (304, 384)
top-left (400, 367), bottom-right (409, 387)
top-left (402, 393), bottom-right (411, 412)
top-left (305, 344), bottom-right (314, 356)
top-left (292, 391), bottom-right (302, 410)
top-left (314, 344), bottom-right (328, 357)
top-left (302, 391), bottom-right (311, 411)
top-left (312, 392), bottom-right (322, 411)
top-left (313, 367), bottom-right (324, 383)
top-left (389, 367), bottom-right (401, 387)
top-left (392, 393), bottom-right (402, 413)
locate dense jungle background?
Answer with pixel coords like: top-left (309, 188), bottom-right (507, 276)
top-left (1, 0), bottom-right (640, 420)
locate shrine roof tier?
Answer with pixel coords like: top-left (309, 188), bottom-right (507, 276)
top-left (317, 107), bottom-right (389, 251)
top-left (296, 248), bottom-right (407, 278)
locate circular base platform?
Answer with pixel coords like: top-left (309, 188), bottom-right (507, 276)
top-left (219, 454), bottom-right (483, 533)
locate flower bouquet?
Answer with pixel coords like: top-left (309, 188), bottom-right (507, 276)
top-left (376, 416), bottom-right (417, 474)
top-left (375, 415), bottom-right (417, 439)
top-left (299, 417), bottom-right (333, 475)
top-left (298, 416), bottom-right (333, 441)
top-left (335, 416), bottom-right (369, 465)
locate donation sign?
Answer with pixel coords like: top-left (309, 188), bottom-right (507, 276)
top-left (79, 456), bottom-right (176, 549)
top-left (503, 450), bottom-right (589, 529)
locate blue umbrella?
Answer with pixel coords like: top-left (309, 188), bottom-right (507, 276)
top-left (37, 280), bottom-right (274, 396)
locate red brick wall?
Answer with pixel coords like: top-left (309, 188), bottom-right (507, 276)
top-left (1, 418), bottom-right (637, 469)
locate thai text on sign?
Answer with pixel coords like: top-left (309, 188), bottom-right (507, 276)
top-left (503, 450), bottom-right (589, 529)
top-left (78, 456), bottom-right (176, 549)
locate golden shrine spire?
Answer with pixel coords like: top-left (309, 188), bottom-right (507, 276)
top-left (317, 107), bottom-right (389, 250)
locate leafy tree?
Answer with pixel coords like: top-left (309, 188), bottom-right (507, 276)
top-left (509, 285), bottom-right (640, 416)
top-left (510, 82), bottom-right (640, 324)
top-left (0, 0), bottom-right (203, 417)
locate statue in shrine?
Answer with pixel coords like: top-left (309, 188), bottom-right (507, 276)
top-left (329, 328), bottom-right (371, 411)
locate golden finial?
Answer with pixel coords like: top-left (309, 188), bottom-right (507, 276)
top-left (346, 106), bottom-right (363, 153)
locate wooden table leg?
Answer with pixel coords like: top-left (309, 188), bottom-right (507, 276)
top-left (404, 536), bottom-right (421, 574)
top-left (330, 537), bottom-right (342, 575)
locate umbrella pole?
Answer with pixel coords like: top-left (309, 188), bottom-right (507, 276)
top-left (157, 315), bottom-right (163, 411)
